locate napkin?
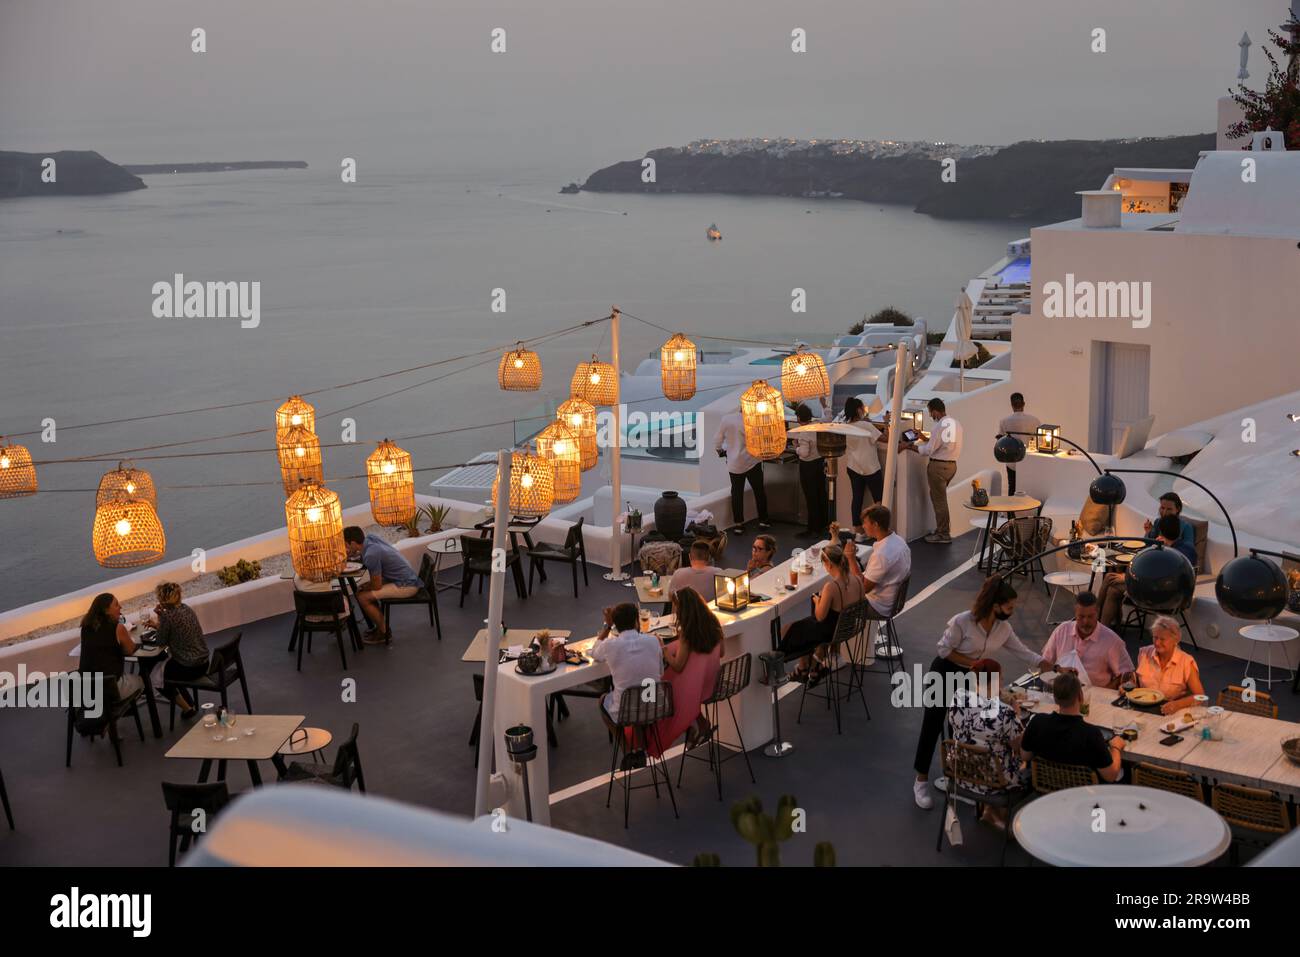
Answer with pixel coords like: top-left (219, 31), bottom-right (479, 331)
top-left (1054, 650), bottom-right (1091, 686)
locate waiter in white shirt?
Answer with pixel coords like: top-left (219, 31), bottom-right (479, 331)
top-left (839, 397), bottom-right (885, 537)
top-left (997, 392), bottom-right (1040, 496)
top-left (713, 405), bottom-right (771, 533)
top-left (902, 397), bottom-right (962, 544)
top-left (791, 402), bottom-right (830, 536)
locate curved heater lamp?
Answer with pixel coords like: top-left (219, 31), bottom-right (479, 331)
top-left (1000, 431), bottom-right (1104, 476)
top-left (1102, 467), bottom-right (1238, 557)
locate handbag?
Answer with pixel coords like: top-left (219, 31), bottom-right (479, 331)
top-left (944, 800), bottom-right (964, 846)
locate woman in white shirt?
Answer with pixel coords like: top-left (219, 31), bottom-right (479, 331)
top-left (840, 397), bottom-right (885, 536)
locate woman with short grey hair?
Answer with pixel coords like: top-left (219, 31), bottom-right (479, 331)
top-left (1134, 615), bottom-right (1205, 716)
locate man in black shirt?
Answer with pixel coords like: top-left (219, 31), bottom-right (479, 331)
top-left (1021, 672), bottom-right (1125, 782)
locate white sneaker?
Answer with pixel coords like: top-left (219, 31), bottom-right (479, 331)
top-left (913, 779), bottom-right (934, 810)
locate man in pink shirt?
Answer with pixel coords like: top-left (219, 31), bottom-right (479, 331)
top-left (1037, 591), bottom-right (1134, 689)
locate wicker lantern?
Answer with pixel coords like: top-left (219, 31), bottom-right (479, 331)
top-left (570, 354), bottom-right (617, 406)
top-left (498, 344), bottom-right (542, 391)
top-left (660, 333), bottom-right (697, 401)
top-left (0, 439), bottom-right (37, 498)
top-left (277, 425), bottom-right (323, 497)
top-left (535, 421), bottom-right (581, 504)
top-left (92, 493), bottom-right (166, 568)
top-left (285, 480), bottom-right (346, 583)
top-left (492, 450), bottom-right (554, 519)
top-left (366, 439), bottom-right (416, 527)
top-left (781, 350), bottom-right (829, 402)
top-left (556, 398), bottom-right (598, 471)
top-left (276, 395), bottom-right (316, 436)
top-left (95, 461), bottom-right (156, 507)
top-left (740, 380), bottom-right (787, 459)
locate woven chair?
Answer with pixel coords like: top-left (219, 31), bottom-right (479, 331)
top-left (605, 682), bottom-right (678, 829)
top-left (796, 599), bottom-right (872, 734)
top-left (1132, 762), bottom-right (1204, 802)
top-left (937, 739), bottom-right (1027, 864)
top-left (638, 539), bottom-right (681, 577)
top-left (991, 516), bottom-right (1052, 593)
top-left (677, 653), bottom-right (757, 800)
top-left (1211, 782), bottom-right (1292, 864)
top-left (1216, 685), bottom-right (1278, 719)
top-left (1030, 756), bottom-right (1099, 794)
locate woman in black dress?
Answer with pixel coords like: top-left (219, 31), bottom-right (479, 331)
top-left (79, 593), bottom-right (142, 702)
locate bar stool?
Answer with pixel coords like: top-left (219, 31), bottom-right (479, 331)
top-left (677, 653), bottom-right (756, 799)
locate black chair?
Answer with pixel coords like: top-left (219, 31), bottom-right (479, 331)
top-left (290, 591), bottom-right (361, 670)
top-left (66, 677), bottom-right (145, 767)
top-left (379, 553), bottom-right (443, 641)
top-left (606, 682), bottom-right (678, 829)
top-left (161, 780), bottom-right (229, 866)
top-left (677, 653), bottom-right (757, 800)
top-left (796, 599), bottom-right (872, 734)
top-left (845, 576), bottom-right (912, 692)
top-left (281, 722), bottom-right (366, 792)
top-left (0, 765), bottom-right (13, 829)
top-left (526, 517), bottom-right (589, 597)
top-left (168, 632), bottom-right (253, 727)
top-left (460, 535), bottom-right (526, 606)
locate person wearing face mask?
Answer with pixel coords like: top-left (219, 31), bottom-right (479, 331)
top-left (911, 575), bottom-right (1037, 810)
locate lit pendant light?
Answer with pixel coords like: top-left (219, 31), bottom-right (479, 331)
top-left (570, 354), bottom-right (617, 406)
top-left (740, 380), bottom-right (787, 459)
top-left (492, 450), bottom-right (554, 519)
top-left (535, 421), bottom-right (581, 504)
top-left (660, 333), bottom-right (697, 400)
top-left (285, 479), bottom-right (346, 582)
top-left (781, 349), bottom-right (829, 402)
top-left (556, 398), bottom-right (598, 470)
top-left (92, 492), bottom-right (165, 568)
top-left (277, 424), bottom-right (323, 497)
top-left (276, 395), bottom-right (316, 436)
top-left (0, 438), bottom-right (37, 498)
top-left (95, 461), bottom-right (156, 508)
top-left (365, 439), bottom-right (416, 527)
top-left (498, 343), bottom-right (542, 391)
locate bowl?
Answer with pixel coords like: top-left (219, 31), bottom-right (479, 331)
top-left (1283, 738), bottom-right (1300, 765)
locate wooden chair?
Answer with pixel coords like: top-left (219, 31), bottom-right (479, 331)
top-left (938, 739), bottom-right (1027, 864)
top-left (1217, 685), bottom-right (1278, 719)
top-left (526, 517), bottom-right (589, 598)
top-left (1030, 757), bottom-right (1099, 794)
top-left (1132, 762), bottom-right (1204, 802)
top-left (378, 553), bottom-right (442, 641)
top-left (168, 632), bottom-right (252, 725)
top-left (161, 780), bottom-right (229, 866)
top-left (1211, 782), bottom-right (1292, 864)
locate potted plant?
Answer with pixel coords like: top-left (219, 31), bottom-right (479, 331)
top-left (216, 558), bottom-right (262, 587)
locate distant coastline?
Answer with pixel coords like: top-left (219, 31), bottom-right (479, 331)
top-left (123, 160), bottom-right (308, 174)
top-left (0, 152), bottom-right (307, 199)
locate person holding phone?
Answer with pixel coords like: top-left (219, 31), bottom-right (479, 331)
top-left (901, 397), bottom-right (962, 544)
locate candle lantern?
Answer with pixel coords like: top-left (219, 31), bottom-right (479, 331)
top-left (366, 439), bottom-right (416, 527)
top-left (556, 398), bottom-right (598, 471)
top-left (0, 439), bottom-right (38, 498)
top-left (535, 421), bottom-right (581, 504)
top-left (277, 425), bottom-right (323, 497)
top-left (285, 480), bottom-right (346, 582)
top-left (498, 344), bottom-right (542, 391)
top-left (570, 354), bottom-right (617, 406)
top-left (96, 461), bottom-right (157, 508)
top-left (93, 492), bottom-right (166, 568)
top-left (714, 568), bottom-right (751, 613)
top-left (740, 380), bottom-right (787, 459)
top-left (660, 333), bottom-right (697, 400)
top-left (899, 408), bottom-right (925, 434)
top-left (276, 395), bottom-right (316, 436)
top-left (1036, 424), bottom-right (1061, 454)
top-left (492, 450), bottom-right (554, 519)
top-left (781, 350), bottom-right (829, 402)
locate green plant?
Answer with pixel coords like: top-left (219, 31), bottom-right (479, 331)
top-left (850, 307), bottom-right (913, 336)
top-left (419, 503), bottom-right (451, 534)
top-left (691, 795), bottom-right (835, 867)
top-left (926, 331), bottom-right (946, 345)
top-left (399, 513), bottom-right (422, 537)
top-left (215, 558), bottom-right (261, 587)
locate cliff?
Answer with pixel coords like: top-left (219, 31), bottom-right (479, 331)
top-left (0, 150), bottom-right (146, 199)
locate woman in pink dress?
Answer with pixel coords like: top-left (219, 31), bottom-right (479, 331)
top-left (647, 586), bottom-right (723, 757)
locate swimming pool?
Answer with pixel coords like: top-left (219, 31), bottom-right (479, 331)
top-left (749, 355), bottom-right (784, 365)
top-left (996, 257), bottom-right (1031, 285)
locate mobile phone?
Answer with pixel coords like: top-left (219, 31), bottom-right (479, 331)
top-left (1159, 733), bottom-right (1183, 746)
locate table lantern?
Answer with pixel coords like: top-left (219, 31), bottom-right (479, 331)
top-left (570, 354), bottom-right (617, 406)
top-left (781, 350), bottom-right (829, 403)
top-left (535, 421), bottom-right (581, 504)
top-left (1036, 424), bottom-right (1061, 454)
top-left (0, 438), bottom-right (38, 498)
top-left (93, 492), bottom-right (166, 568)
top-left (899, 408), bottom-right (925, 434)
top-left (276, 395), bottom-right (316, 436)
top-left (498, 344), bottom-right (542, 391)
top-left (660, 333), bottom-right (697, 401)
top-left (366, 439), bottom-right (416, 527)
top-left (740, 380), bottom-right (786, 459)
top-left (714, 568), bottom-right (751, 613)
top-left (492, 450), bottom-right (554, 519)
top-left (277, 425), bottom-right (324, 497)
top-left (285, 480), bottom-right (346, 582)
top-left (556, 398), bottom-right (598, 471)
top-left (96, 461), bottom-right (157, 508)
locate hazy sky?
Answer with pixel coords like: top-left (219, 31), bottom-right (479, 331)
top-left (0, 0), bottom-right (1289, 175)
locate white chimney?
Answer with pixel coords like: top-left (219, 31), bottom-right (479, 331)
top-left (1077, 190), bottom-right (1122, 228)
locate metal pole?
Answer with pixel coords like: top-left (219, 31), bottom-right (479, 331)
top-left (473, 449), bottom-right (511, 817)
top-left (881, 339), bottom-right (910, 513)
top-left (605, 307), bottom-right (628, 581)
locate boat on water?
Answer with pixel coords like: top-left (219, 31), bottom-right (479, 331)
top-left (706, 223), bottom-right (721, 240)
top-left (558, 182), bottom-right (581, 194)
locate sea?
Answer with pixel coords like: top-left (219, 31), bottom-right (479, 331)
top-left (0, 161), bottom-right (1019, 610)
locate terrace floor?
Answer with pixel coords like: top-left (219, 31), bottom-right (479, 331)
top-left (1, 522), bottom-right (1294, 867)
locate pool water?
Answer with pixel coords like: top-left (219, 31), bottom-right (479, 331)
top-left (997, 257), bottom-right (1031, 285)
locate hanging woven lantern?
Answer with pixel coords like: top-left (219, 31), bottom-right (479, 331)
top-left (92, 493), bottom-right (166, 568)
top-left (285, 480), bottom-right (346, 583)
top-left (0, 439), bottom-right (37, 498)
top-left (276, 395), bottom-right (316, 436)
top-left (556, 398), bottom-right (598, 471)
top-left (570, 354), bottom-right (617, 406)
top-left (659, 333), bottom-right (698, 400)
top-left (277, 425), bottom-right (323, 497)
top-left (781, 350), bottom-right (829, 402)
top-left (95, 461), bottom-right (156, 507)
top-left (740, 380), bottom-right (787, 459)
top-left (535, 421), bottom-right (581, 504)
top-left (366, 439), bottom-right (416, 527)
top-left (492, 450), bottom-right (554, 519)
top-left (498, 344), bottom-right (542, 391)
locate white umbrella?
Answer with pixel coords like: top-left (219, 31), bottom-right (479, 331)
top-left (787, 421), bottom-right (871, 435)
top-left (954, 290), bottom-right (978, 392)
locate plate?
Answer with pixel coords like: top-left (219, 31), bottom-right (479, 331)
top-left (1126, 687), bottom-right (1165, 706)
top-left (1118, 540), bottom-right (1147, 551)
top-left (1114, 554), bottom-right (1133, 564)
top-left (343, 562), bottom-right (363, 573)
top-left (515, 659), bottom-right (557, 676)
top-left (1282, 738), bottom-right (1300, 765)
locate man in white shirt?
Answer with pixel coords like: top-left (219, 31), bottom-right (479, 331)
top-left (847, 505), bottom-right (912, 616)
top-left (714, 406), bottom-right (771, 533)
top-left (791, 402), bottom-right (829, 535)
top-left (589, 603), bottom-right (664, 725)
top-left (997, 392), bottom-right (1040, 496)
top-left (903, 397), bottom-right (962, 544)
top-left (668, 541), bottom-right (724, 601)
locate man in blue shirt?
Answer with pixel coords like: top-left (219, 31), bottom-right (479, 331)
top-left (1143, 492), bottom-right (1196, 553)
top-left (1099, 515), bottom-right (1198, 627)
top-left (343, 526), bottom-right (421, 644)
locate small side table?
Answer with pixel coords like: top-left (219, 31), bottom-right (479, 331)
top-left (278, 726), bottom-right (333, 765)
top-left (1239, 623), bottom-right (1298, 687)
top-left (1043, 570), bottom-right (1092, 624)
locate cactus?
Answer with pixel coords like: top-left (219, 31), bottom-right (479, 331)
top-left (696, 794), bottom-right (835, 867)
top-left (813, 842), bottom-right (836, 867)
top-left (692, 853), bottom-right (721, 867)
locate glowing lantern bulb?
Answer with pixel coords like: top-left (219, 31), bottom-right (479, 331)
top-left (521, 472), bottom-right (534, 489)
top-left (570, 414), bottom-right (582, 427)
top-left (382, 461), bottom-right (396, 475)
top-left (291, 414), bottom-right (302, 426)
top-left (673, 350), bottom-right (685, 362)
top-left (589, 371), bottom-right (601, 386)
top-left (795, 362), bottom-right (807, 375)
top-left (756, 400), bottom-right (769, 414)
top-left (0, 456), bottom-right (8, 469)
top-left (726, 579), bottom-right (736, 594)
top-left (295, 445), bottom-right (306, 458)
top-left (125, 482), bottom-right (136, 494)
top-left (514, 357), bottom-right (524, 369)
top-left (115, 518), bottom-right (132, 537)
top-left (306, 506), bottom-right (323, 523)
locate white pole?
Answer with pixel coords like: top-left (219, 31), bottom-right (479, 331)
top-left (604, 307), bottom-right (628, 581)
top-left (881, 338), bottom-right (910, 512)
top-left (473, 449), bottom-right (511, 817)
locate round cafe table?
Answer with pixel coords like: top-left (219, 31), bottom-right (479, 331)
top-left (1013, 784), bottom-right (1230, 867)
top-left (963, 495), bottom-right (1041, 574)
top-left (278, 726), bottom-right (333, 764)
top-left (1239, 623), bottom-right (1298, 687)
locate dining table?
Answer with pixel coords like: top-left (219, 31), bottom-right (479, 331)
top-left (462, 627), bottom-right (571, 664)
top-left (963, 495), bottom-right (1042, 574)
top-left (165, 713), bottom-right (306, 787)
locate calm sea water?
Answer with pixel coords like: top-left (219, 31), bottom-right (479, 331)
top-left (0, 163), bottom-right (1019, 610)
